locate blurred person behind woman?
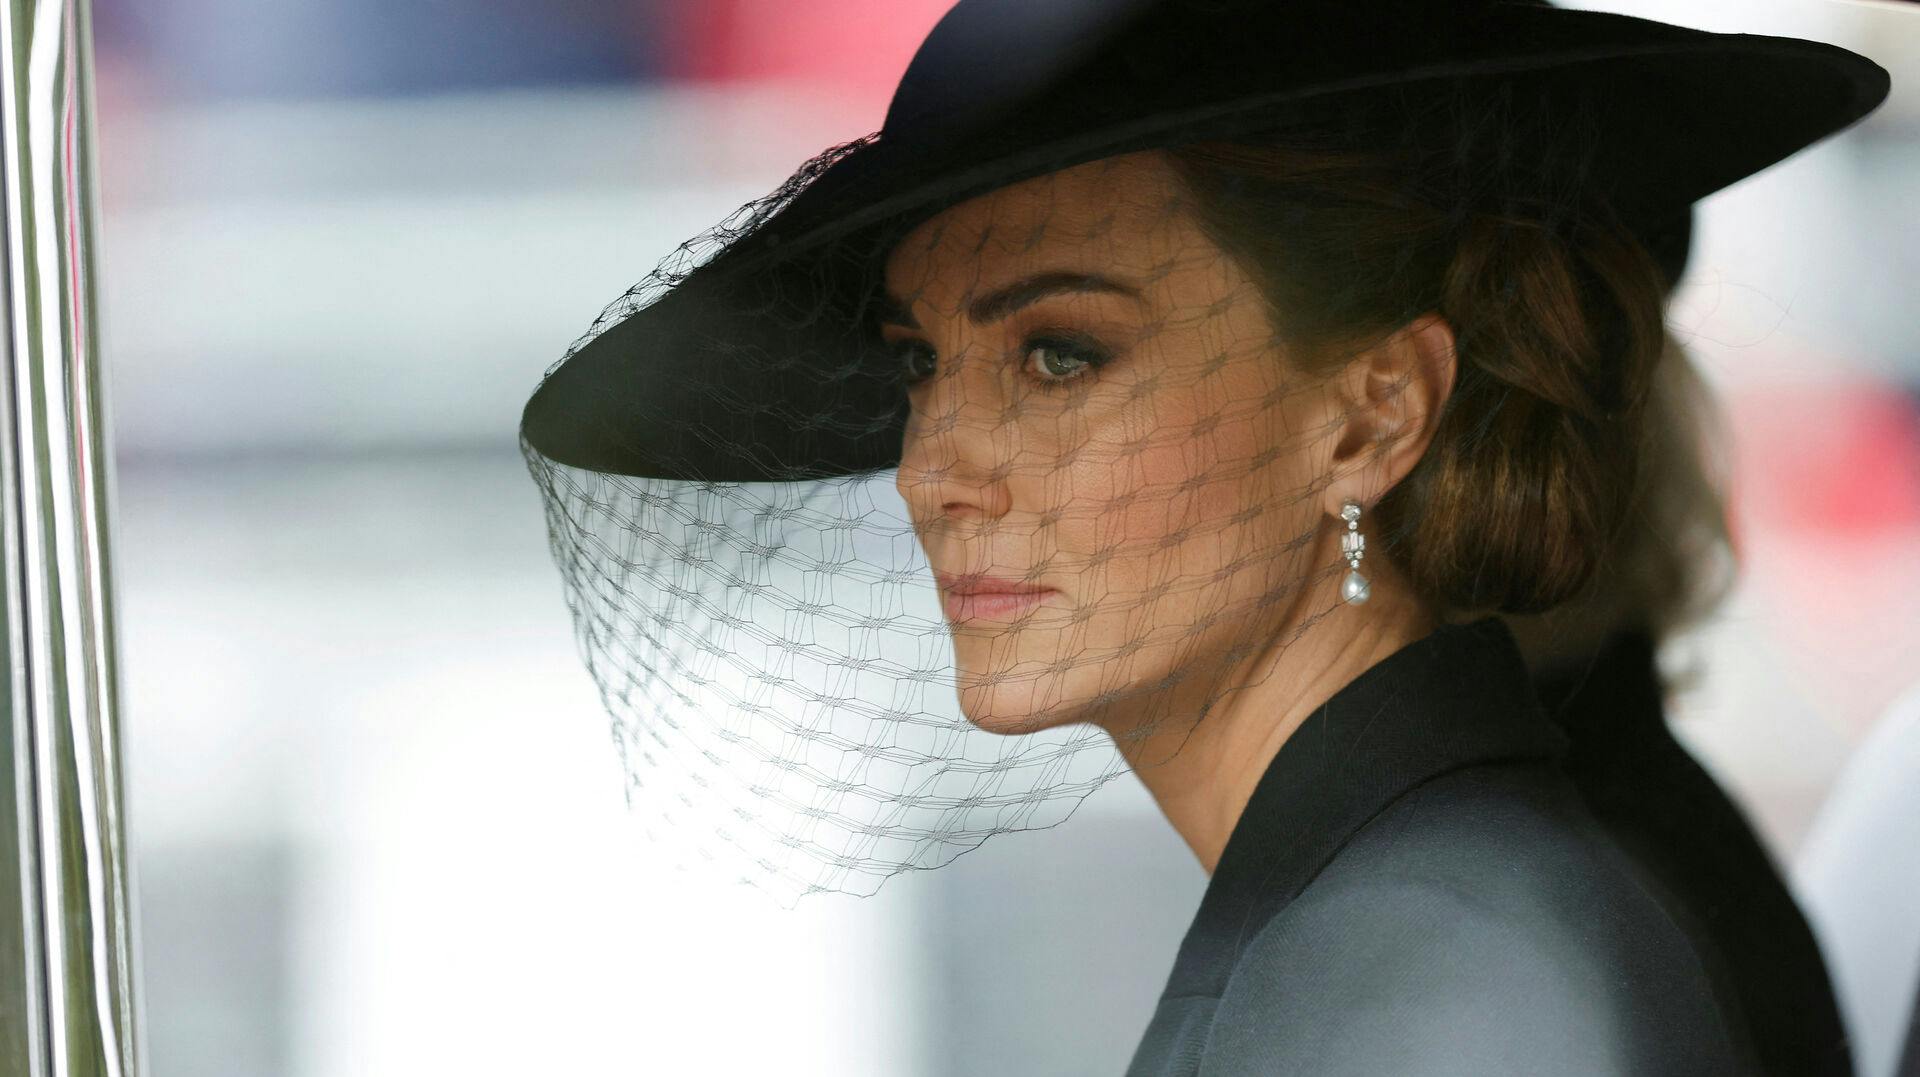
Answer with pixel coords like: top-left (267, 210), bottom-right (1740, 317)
top-left (1509, 239), bottom-right (1855, 1073)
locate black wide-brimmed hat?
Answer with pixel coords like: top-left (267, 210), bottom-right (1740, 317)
top-left (518, 0), bottom-right (1892, 905)
top-left (519, 0), bottom-right (1887, 482)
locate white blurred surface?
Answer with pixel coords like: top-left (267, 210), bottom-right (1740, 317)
top-left (1797, 684), bottom-right (1920, 1077)
top-left (121, 452), bottom-right (930, 1076)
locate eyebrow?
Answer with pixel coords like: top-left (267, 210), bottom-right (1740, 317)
top-left (877, 271), bottom-right (1145, 330)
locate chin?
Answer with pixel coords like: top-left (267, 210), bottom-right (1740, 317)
top-left (957, 683), bottom-right (1061, 735)
top-left (948, 636), bottom-right (1063, 734)
top-left (951, 641), bottom-right (1140, 737)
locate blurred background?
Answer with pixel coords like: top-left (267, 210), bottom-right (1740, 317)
top-left (92, 0), bottom-right (1918, 1074)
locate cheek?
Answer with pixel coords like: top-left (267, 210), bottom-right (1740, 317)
top-left (1051, 397), bottom-right (1325, 658)
top-left (1040, 407), bottom-right (1279, 581)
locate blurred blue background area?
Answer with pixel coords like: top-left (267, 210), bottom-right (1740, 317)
top-left (90, 2), bottom-right (1920, 1076)
top-left (95, 0), bottom-right (665, 99)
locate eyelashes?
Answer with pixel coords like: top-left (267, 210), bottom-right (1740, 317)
top-left (1023, 332), bottom-right (1112, 382)
top-left (894, 329), bottom-right (1116, 389)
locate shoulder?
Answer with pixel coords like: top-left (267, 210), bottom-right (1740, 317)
top-left (1202, 766), bottom-right (1751, 1077)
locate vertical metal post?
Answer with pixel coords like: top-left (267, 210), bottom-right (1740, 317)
top-left (0, 0), bottom-right (142, 1074)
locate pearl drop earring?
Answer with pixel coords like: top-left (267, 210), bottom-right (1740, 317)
top-left (1340, 500), bottom-right (1370, 605)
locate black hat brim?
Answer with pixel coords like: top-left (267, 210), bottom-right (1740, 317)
top-left (521, 6), bottom-right (1888, 482)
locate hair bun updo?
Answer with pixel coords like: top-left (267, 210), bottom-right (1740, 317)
top-left (1169, 84), bottom-right (1676, 616)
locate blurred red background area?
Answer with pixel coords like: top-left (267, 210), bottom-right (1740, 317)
top-left (1729, 377), bottom-right (1920, 733)
top-left (1734, 382), bottom-right (1920, 536)
top-left (674, 0), bottom-right (955, 118)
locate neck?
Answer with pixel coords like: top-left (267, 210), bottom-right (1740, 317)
top-left (1108, 557), bottom-right (1436, 874)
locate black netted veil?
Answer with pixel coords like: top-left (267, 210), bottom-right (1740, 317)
top-left (517, 3), bottom-right (1886, 905)
top-left (521, 152), bottom-right (1126, 902)
top-left (525, 97), bottom-right (1548, 906)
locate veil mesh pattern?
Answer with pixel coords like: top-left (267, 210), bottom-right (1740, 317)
top-left (524, 449), bottom-right (1126, 902)
top-left (521, 80), bottom-right (1630, 906)
top-left (522, 134), bottom-right (1159, 904)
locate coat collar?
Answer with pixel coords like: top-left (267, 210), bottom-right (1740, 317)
top-left (1159, 615), bottom-right (1571, 1000)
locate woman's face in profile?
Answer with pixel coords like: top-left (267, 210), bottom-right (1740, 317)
top-left (887, 151), bottom-right (1339, 737)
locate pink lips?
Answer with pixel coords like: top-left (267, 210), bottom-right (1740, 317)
top-left (935, 573), bottom-right (1057, 622)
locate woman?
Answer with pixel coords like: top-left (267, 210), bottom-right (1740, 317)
top-left (885, 145), bottom-right (1749, 1072)
top-left (520, 0), bottom-right (1889, 1072)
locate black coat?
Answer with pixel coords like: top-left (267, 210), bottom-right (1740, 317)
top-left (1541, 629), bottom-right (1853, 1077)
top-left (1125, 617), bottom-right (1760, 1076)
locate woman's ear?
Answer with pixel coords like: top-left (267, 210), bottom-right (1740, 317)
top-left (1322, 312), bottom-right (1457, 516)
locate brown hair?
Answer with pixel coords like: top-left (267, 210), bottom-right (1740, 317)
top-left (1165, 92), bottom-right (1719, 620)
top-left (1501, 330), bottom-right (1737, 675)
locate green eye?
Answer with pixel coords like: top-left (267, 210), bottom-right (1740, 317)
top-left (1025, 334), bottom-right (1110, 381)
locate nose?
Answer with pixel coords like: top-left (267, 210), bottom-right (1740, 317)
top-left (897, 356), bottom-right (1016, 525)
